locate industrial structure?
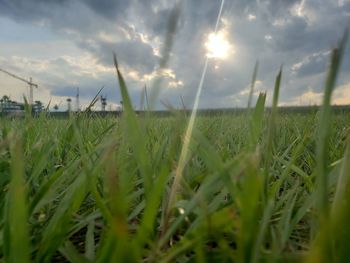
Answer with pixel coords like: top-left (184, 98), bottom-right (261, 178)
top-left (0, 95), bottom-right (24, 114)
top-left (101, 95), bottom-right (107, 111)
top-left (0, 67), bottom-right (115, 114)
top-left (0, 68), bottom-right (38, 105)
top-left (0, 95), bottom-right (43, 115)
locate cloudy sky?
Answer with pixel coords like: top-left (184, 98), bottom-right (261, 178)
top-left (0, 0), bottom-right (350, 111)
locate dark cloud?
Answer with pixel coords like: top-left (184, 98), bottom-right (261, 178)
top-left (0, 0), bottom-right (69, 22)
top-left (77, 39), bottom-right (157, 74)
top-left (259, 0), bottom-right (302, 17)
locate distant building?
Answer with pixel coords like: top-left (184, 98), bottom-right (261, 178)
top-left (0, 95), bottom-right (43, 115)
top-left (0, 96), bottom-right (24, 114)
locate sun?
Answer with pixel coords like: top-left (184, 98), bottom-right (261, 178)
top-left (205, 31), bottom-right (233, 59)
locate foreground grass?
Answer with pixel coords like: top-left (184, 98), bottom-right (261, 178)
top-left (0, 34), bottom-right (350, 263)
top-left (0, 108), bottom-right (349, 262)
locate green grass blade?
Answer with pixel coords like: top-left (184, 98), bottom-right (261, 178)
top-left (113, 54), bottom-right (152, 193)
top-left (36, 173), bottom-right (88, 262)
top-left (249, 92), bottom-right (266, 151)
top-left (264, 68), bottom-right (282, 199)
top-left (59, 241), bottom-right (91, 263)
top-left (332, 137), bottom-right (350, 213)
top-left (3, 135), bottom-right (30, 263)
top-left (316, 30), bottom-right (347, 218)
top-left (247, 60), bottom-right (259, 110)
top-left (309, 29), bottom-right (348, 263)
top-left (84, 221), bottom-right (95, 261)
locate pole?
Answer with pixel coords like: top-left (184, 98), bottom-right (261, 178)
top-left (29, 77), bottom-right (33, 105)
top-left (76, 87), bottom-right (80, 112)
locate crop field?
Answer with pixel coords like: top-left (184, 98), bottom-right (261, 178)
top-left (1, 39), bottom-right (350, 263)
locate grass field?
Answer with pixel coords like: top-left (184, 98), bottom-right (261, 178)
top-left (1, 35), bottom-right (350, 263)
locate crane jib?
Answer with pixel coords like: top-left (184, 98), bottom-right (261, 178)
top-left (0, 67), bottom-right (38, 104)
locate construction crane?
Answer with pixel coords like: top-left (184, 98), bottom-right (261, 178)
top-left (0, 68), bottom-right (38, 105)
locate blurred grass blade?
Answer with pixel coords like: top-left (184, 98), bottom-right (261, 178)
top-left (264, 68), bottom-right (282, 199)
top-left (309, 29), bottom-right (348, 263)
top-left (332, 137), bottom-right (350, 213)
top-left (149, 2), bottom-right (182, 109)
top-left (248, 91), bottom-right (266, 151)
top-left (4, 135), bottom-right (30, 263)
top-left (113, 53), bottom-right (152, 192)
top-left (316, 30), bottom-right (348, 217)
top-left (36, 174), bottom-right (88, 262)
top-left (59, 241), bottom-right (90, 263)
top-left (247, 60), bottom-right (259, 110)
top-left (85, 221), bottom-right (95, 261)
top-left (84, 87), bottom-right (104, 113)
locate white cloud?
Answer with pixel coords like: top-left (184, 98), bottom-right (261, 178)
top-left (168, 80), bottom-right (184, 89)
top-left (291, 90), bottom-right (323, 106)
top-left (333, 82), bottom-right (350, 105)
top-left (292, 0), bottom-right (307, 18)
top-left (264, 34), bottom-right (272, 41)
top-left (284, 82), bottom-right (350, 106)
top-left (247, 14), bottom-right (256, 21)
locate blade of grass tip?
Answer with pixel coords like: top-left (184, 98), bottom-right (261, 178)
top-left (247, 60), bottom-right (259, 110)
top-left (23, 95), bottom-right (32, 118)
top-left (248, 91), bottom-right (266, 151)
top-left (113, 53), bottom-right (152, 192)
top-left (45, 98), bottom-right (51, 113)
top-left (264, 67), bottom-right (282, 201)
top-left (4, 135), bottom-right (30, 263)
top-left (84, 87), bottom-right (104, 113)
top-left (163, 0), bottom-right (226, 236)
top-left (180, 95), bottom-right (187, 111)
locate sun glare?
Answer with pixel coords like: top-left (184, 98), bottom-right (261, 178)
top-left (205, 31), bottom-right (233, 59)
